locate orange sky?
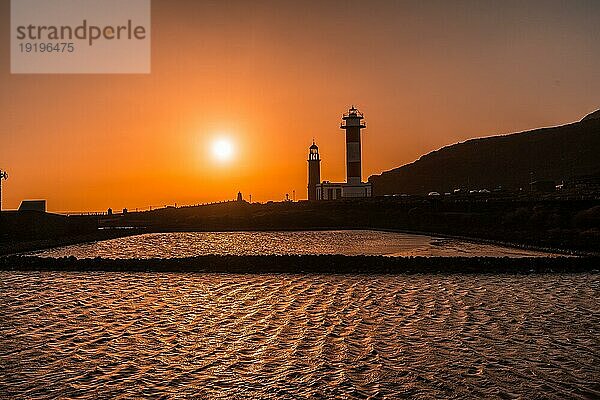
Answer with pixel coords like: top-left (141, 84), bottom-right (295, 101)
top-left (1, 0), bottom-right (599, 212)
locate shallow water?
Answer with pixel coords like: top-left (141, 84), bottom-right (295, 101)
top-left (29, 230), bottom-right (558, 258)
top-left (0, 272), bottom-right (598, 399)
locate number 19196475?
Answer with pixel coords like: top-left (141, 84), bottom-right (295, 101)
top-left (19, 42), bottom-right (74, 53)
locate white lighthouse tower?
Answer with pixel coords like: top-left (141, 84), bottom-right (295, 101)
top-left (307, 141), bottom-right (321, 201)
top-left (0, 169), bottom-right (7, 211)
top-left (341, 106), bottom-right (366, 185)
top-left (314, 106), bottom-right (372, 200)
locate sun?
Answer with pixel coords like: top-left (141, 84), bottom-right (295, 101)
top-left (212, 138), bottom-right (234, 161)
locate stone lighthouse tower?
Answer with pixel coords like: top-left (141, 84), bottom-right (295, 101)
top-left (340, 106), bottom-right (366, 184)
top-left (307, 141), bottom-right (321, 200)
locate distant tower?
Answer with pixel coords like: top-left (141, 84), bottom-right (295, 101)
top-left (340, 106), bottom-right (366, 184)
top-left (307, 141), bottom-right (321, 200)
top-left (0, 169), bottom-right (7, 212)
top-left (237, 191), bottom-right (243, 202)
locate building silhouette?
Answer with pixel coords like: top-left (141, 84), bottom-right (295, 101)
top-left (18, 200), bottom-right (46, 212)
top-left (308, 106), bottom-right (372, 200)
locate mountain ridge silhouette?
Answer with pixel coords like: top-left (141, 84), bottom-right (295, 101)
top-left (369, 111), bottom-right (600, 195)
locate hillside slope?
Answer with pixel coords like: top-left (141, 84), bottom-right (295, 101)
top-left (369, 116), bottom-right (600, 195)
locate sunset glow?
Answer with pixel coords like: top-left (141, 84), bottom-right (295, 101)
top-left (2, 2), bottom-right (599, 397)
top-left (0, 0), bottom-right (598, 212)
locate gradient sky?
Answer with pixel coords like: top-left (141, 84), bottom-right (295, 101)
top-left (1, 0), bottom-right (599, 212)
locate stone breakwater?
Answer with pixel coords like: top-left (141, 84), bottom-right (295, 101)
top-left (1, 255), bottom-right (598, 274)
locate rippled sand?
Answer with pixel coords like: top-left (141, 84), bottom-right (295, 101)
top-left (0, 272), bottom-right (598, 399)
top-left (29, 230), bottom-right (559, 258)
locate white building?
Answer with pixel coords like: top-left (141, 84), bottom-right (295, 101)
top-left (316, 180), bottom-right (372, 200)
